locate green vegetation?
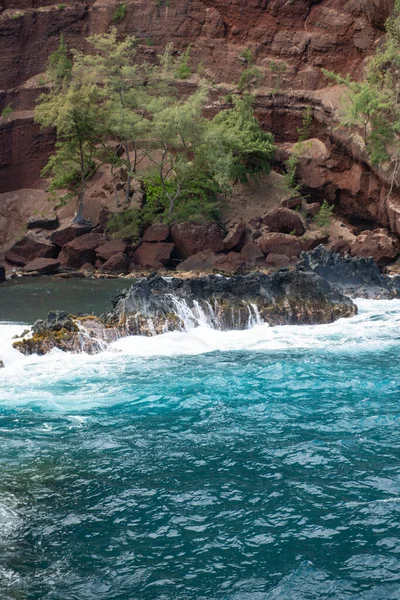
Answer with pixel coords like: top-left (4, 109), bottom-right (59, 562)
top-left (1, 104), bottom-right (13, 119)
top-left (10, 11), bottom-right (23, 20)
top-left (297, 105), bottom-right (313, 142)
top-left (174, 46), bottom-right (192, 80)
top-left (314, 199), bottom-right (334, 231)
top-left (269, 60), bottom-right (287, 93)
top-left (323, 1), bottom-right (400, 171)
top-left (36, 33), bottom-right (275, 230)
top-left (57, 3), bottom-right (66, 9)
top-left (238, 66), bottom-right (263, 93)
top-left (112, 3), bottom-right (127, 24)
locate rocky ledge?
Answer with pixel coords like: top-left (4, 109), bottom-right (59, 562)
top-left (13, 268), bottom-right (356, 356)
top-left (297, 246), bottom-right (400, 299)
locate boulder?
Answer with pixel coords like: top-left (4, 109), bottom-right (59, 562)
top-left (258, 233), bottom-right (302, 257)
top-left (4, 251), bottom-right (27, 267)
top-left (22, 258), bottom-right (60, 274)
top-left (327, 239), bottom-right (351, 255)
top-left (50, 224), bottom-right (92, 247)
top-left (96, 239), bottom-right (130, 262)
top-left (133, 242), bottom-right (174, 269)
top-left (223, 222), bottom-right (245, 251)
top-left (79, 262), bottom-right (96, 274)
top-left (281, 196), bottom-right (302, 209)
top-left (0, 265), bottom-right (5, 282)
top-left (301, 230), bottom-right (329, 252)
top-left (142, 223), bottom-right (170, 243)
top-left (262, 207), bottom-right (306, 236)
top-left (215, 252), bottom-right (247, 274)
top-left (60, 233), bottom-right (106, 269)
top-left (27, 215), bottom-right (59, 230)
top-left (240, 243), bottom-right (265, 264)
top-left (305, 202), bottom-right (321, 217)
top-left (265, 253), bottom-right (292, 268)
top-left (171, 222), bottom-right (224, 258)
top-left (177, 249), bottom-right (218, 272)
top-left (99, 252), bottom-right (129, 274)
top-left (6, 233), bottom-right (59, 265)
top-left (350, 229), bottom-right (399, 266)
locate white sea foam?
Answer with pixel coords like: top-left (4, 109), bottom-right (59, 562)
top-left (0, 299), bottom-right (399, 376)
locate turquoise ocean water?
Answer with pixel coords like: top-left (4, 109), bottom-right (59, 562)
top-left (0, 296), bottom-right (399, 599)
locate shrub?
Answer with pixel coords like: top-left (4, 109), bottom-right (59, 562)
top-left (314, 200), bottom-right (334, 230)
top-left (112, 3), bottom-right (127, 24)
top-left (1, 105), bottom-right (13, 119)
top-left (238, 66), bottom-right (263, 92)
top-left (174, 46), bottom-right (191, 80)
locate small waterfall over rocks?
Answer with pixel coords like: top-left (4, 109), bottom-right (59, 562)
top-left (13, 270), bottom-right (357, 356)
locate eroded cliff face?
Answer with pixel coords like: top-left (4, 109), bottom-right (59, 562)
top-left (0, 0), bottom-right (398, 239)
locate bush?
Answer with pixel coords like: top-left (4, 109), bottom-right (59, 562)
top-left (174, 46), bottom-right (191, 80)
top-left (1, 105), bottom-right (13, 119)
top-left (112, 3), bottom-right (127, 24)
top-left (238, 66), bottom-right (263, 92)
top-left (314, 199), bottom-right (333, 230)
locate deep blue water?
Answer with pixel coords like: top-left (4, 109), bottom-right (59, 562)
top-left (0, 299), bottom-right (399, 599)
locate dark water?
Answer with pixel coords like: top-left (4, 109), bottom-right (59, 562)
top-left (0, 277), bottom-right (128, 323)
top-left (0, 300), bottom-right (399, 599)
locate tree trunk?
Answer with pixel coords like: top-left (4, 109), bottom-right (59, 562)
top-left (125, 141), bottom-right (132, 205)
top-left (72, 143), bottom-right (91, 226)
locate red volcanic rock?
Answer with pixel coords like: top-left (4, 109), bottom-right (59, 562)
top-left (176, 250), bottom-right (218, 272)
top-left (6, 233), bottom-right (58, 265)
top-left (215, 252), bottom-right (247, 274)
top-left (223, 222), bottom-right (245, 251)
top-left (350, 228), bottom-right (399, 266)
top-left (22, 258), bottom-right (60, 274)
top-left (305, 202), bottom-right (321, 217)
top-left (61, 233), bottom-right (106, 269)
top-left (50, 224), bottom-right (92, 248)
top-left (27, 215), bottom-right (59, 230)
top-left (258, 233), bottom-right (302, 257)
top-left (171, 222), bottom-right (224, 258)
top-left (4, 251), bottom-right (28, 267)
top-left (262, 207), bottom-right (306, 236)
top-left (281, 196), bottom-right (302, 209)
top-left (133, 242), bottom-right (174, 269)
top-left (265, 253), bottom-right (293, 268)
top-left (96, 239), bottom-right (130, 262)
top-left (142, 223), bottom-right (170, 242)
top-left (301, 231), bottom-right (329, 252)
top-left (240, 243), bottom-right (264, 264)
top-left (99, 252), bottom-right (129, 274)
top-left (327, 239), bottom-right (351, 255)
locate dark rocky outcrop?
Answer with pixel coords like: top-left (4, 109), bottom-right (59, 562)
top-left (0, 265), bottom-right (5, 282)
top-left (27, 215), bottom-right (59, 230)
top-left (14, 269), bottom-right (356, 355)
top-left (297, 245), bottom-right (400, 298)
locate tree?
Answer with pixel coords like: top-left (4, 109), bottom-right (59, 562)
top-left (323, 1), bottom-right (400, 174)
top-left (77, 28), bottom-right (149, 205)
top-left (47, 34), bottom-right (72, 90)
top-left (35, 58), bottom-right (109, 224)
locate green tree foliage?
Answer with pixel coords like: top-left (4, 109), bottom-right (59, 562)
top-left (35, 55), bottom-right (109, 224)
top-left (36, 34), bottom-right (276, 229)
top-left (174, 46), bottom-right (192, 80)
top-left (47, 34), bottom-right (72, 90)
top-left (77, 28), bottom-right (148, 204)
top-left (323, 4), bottom-right (400, 167)
top-left (314, 199), bottom-right (334, 232)
top-left (112, 3), bottom-right (127, 24)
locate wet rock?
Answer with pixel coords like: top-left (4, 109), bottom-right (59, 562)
top-left (27, 215), bottom-right (59, 230)
top-left (99, 252), bottom-right (129, 274)
top-left (60, 233), bottom-right (106, 269)
top-left (223, 222), bottom-right (245, 251)
top-left (96, 239), bottom-right (130, 262)
top-left (297, 245), bottom-right (400, 298)
top-left (133, 242), bottom-right (174, 269)
top-left (262, 207), bottom-right (306, 236)
top-left (6, 233), bottom-right (58, 265)
top-left (22, 258), bottom-right (60, 274)
top-left (171, 222), bottom-right (224, 258)
top-left (350, 228), bottom-right (399, 266)
top-left (142, 223), bottom-right (170, 242)
top-left (259, 233), bottom-right (302, 257)
top-left (50, 224), bottom-right (92, 247)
